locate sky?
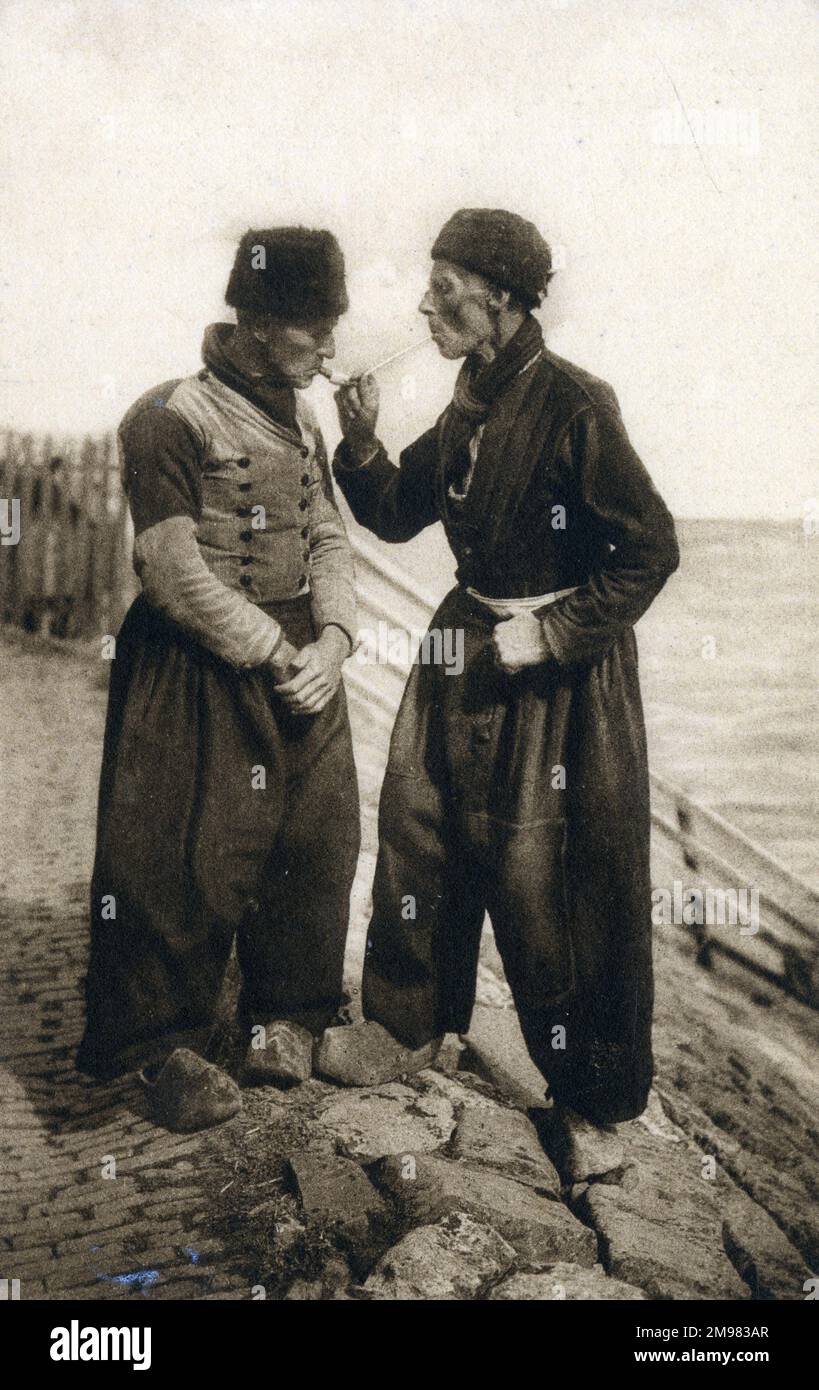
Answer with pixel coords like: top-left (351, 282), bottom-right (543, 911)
top-left (1, 0), bottom-right (817, 518)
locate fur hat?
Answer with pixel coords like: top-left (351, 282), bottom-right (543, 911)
top-left (431, 208), bottom-right (554, 308)
top-left (225, 227), bottom-right (349, 322)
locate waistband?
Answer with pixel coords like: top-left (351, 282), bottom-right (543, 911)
top-left (463, 584), bottom-right (579, 618)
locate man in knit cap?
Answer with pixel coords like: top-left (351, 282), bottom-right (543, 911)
top-left (332, 208), bottom-right (680, 1131)
top-left (77, 228), bottom-right (361, 1130)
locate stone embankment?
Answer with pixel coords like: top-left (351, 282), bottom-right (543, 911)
top-left (1, 630), bottom-right (816, 1300)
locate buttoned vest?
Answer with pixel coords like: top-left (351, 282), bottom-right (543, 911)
top-left (166, 369), bottom-right (323, 602)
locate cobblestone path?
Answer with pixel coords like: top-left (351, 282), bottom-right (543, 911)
top-left (1, 630), bottom-right (817, 1302)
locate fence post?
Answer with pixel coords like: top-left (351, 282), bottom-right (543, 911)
top-left (0, 433), bottom-right (20, 621)
top-left (75, 436), bottom-right (98, 637)
top-left (11, 437), bottom-right (36, 629)
top-left (62, 437), bottom-right (84, 639)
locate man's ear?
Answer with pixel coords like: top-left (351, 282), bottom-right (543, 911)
top-left (251, 313), bottom-right (277, 345)
top-left (485, 281), bottom-right (512, 314)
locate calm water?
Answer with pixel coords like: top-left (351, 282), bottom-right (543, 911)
top-left (639, 518), bottom-right (818, 888)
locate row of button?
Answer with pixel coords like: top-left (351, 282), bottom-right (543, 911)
top-left (238, 457), bottom-right (256, 588)
top-left (236, 454), bottom-right (312, 591)
top-left (239, 447), bottom-right (312, 464)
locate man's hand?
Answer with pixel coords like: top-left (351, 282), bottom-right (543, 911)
top-left (274, 626), bottom-right (349, 715)
top-left (268, 638), bottom-right (299, 683)
top-left (334, 372), bottom-right (380, 463)
top-left (492, 612), bottom-right (551, 673)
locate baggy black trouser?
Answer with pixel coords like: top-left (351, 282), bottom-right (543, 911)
top-left (76, 593), bottom-right (360, 1079)
top-left (362, 587), bottom-right (655, 1125)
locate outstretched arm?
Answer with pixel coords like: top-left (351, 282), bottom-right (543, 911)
top-left (332, 373), bottom-right (440, 542)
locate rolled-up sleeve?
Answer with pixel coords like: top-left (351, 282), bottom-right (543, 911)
top-left (539, 402), bottom-right (680, 667)
top-left (122, 406), bottom-right (285, 668)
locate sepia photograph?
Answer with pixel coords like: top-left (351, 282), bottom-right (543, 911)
top-left (0, 0), bottom-right (816, 1350)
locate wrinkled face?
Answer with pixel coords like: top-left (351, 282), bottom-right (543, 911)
top-left (418, 259), bottom-right (496, 359)
top-left (257, 317), bottom-right (338, 387)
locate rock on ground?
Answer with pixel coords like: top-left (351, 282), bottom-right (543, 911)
top-left (487, 1262), bottom-right (649, 1300)
top-left (363, 1211), bottom-right (515, 1300)
top-left (288, 1152), bottom-right (386, 1245)
top-left (721, 1192), bottom-right (813, 1302)
top-left (452, 1102), bottom-right (561, 1194)
top-left (575, 1123), bottom-right (751, 1300)
top-left (541, 1107), bottom-right (626, 1183)
top-left (316, 1082), bottom-right (455, 1161)
top-left (374, 1153), bottom-right (597, 1267)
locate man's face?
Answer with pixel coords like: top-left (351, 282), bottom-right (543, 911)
top-left (418, 260), bottom-right (495, 359)
top-left (259, 317), bottom-right (338, 388)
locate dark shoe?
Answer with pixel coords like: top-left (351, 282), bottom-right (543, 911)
top-left (138, 1048), bottom-right (242, 1133)
top-left (314, 1020), bottom-right (443, 1088)
top-left (241, 1020), bottom-right (313, 1088)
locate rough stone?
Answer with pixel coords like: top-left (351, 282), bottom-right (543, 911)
top-left (487, 1261), bottom-right (648, 1301)
top-left (243, 1021), bottom-right (313, 1088)
top-left (314, 1021), bottom-right (441, 1088)
top-left (374, 1153), bottom-right (597, 1267)
top-left (317, 1083), bottom-right (455, 1161)
top-left (542, 1107), bottom-right (626, 1182)
top-left (721, 1190), bottom-right (813, 1302)
top-left (451, 1103), bottom-right (561, 1194)
top-left (576, 1124), bottom-right (751, 1300)
top-left (288, 1152), bottom-right (386, 1242)
top-left (412, 1068), bottom-right (495, 1111)
top-left (656, 1075), bottom-right (819, 1274)
top-left (364, 1211), bottom-right (515, 1300)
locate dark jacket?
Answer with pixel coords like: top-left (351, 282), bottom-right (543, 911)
top-left (334, 347), bottom-right (679, 662)
top-left (332, 347), bottom-right (680, 1123)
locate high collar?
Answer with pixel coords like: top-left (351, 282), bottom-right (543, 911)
top-left (201, 322), bottom-right (299, 433)
top-left (464, 314), bottom-right (544, 408)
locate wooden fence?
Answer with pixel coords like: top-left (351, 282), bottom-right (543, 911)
top-left (0, 431), bottom-right (136, 641)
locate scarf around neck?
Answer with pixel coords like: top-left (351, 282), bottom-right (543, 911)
top-left (201, 322), bottom-right (299, 433)
top-left (441, 314), bottom-right (544, 497)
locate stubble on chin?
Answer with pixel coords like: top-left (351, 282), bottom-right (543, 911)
top-left (434, 338), bottom-right (464, 360)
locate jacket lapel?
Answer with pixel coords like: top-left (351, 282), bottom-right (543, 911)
top-left (436, 354), bottom-right (560, 569)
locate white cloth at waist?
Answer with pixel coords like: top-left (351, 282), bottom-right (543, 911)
top-left (464, 584), bottom-right (579, 617)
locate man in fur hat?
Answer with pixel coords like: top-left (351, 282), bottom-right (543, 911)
top-left (77, 228), bottom-right (361, 1130)
top-left (333, 208), bottom-right (680, 1129)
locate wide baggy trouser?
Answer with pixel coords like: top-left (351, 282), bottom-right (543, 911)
top-left (76, 593), bottom-right (360, 1079)
top-left (362, 586), bottom-right (655, 1125)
